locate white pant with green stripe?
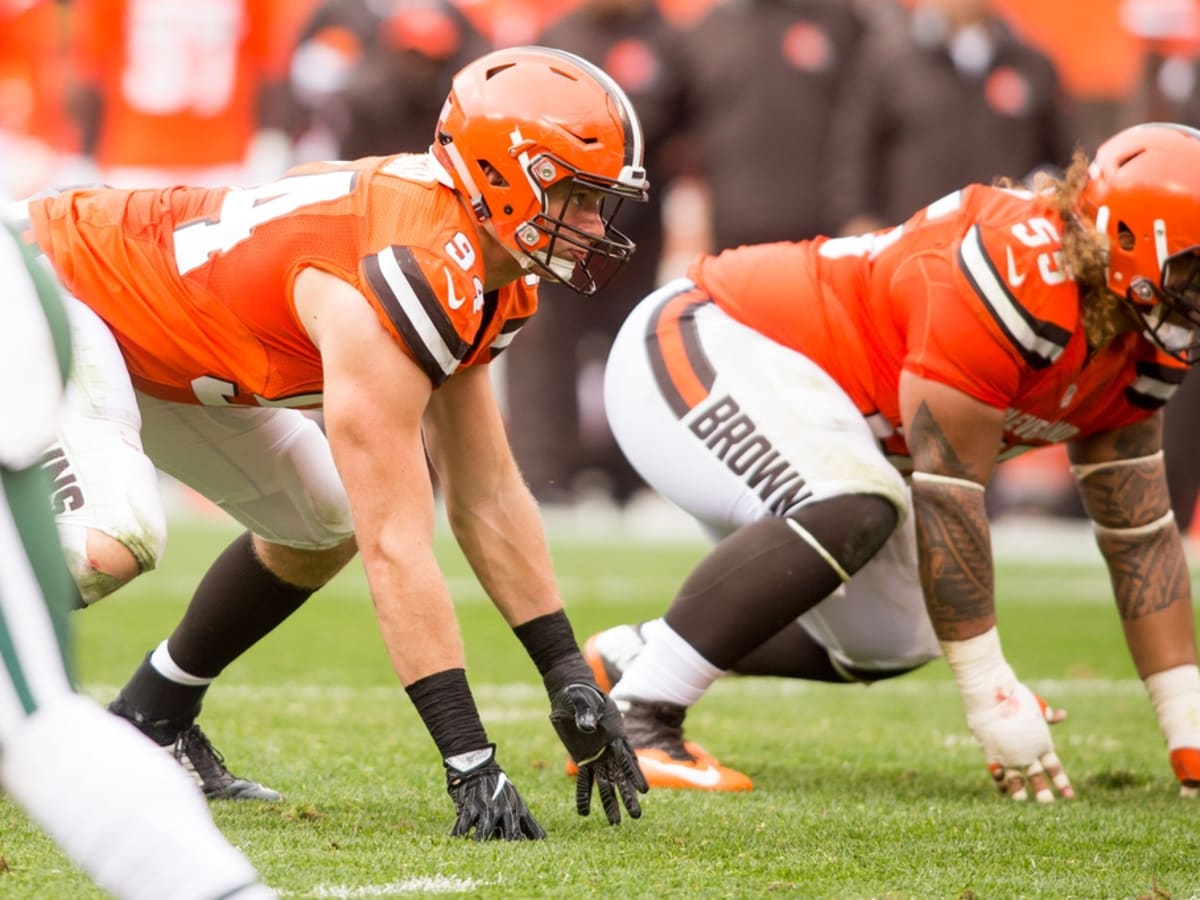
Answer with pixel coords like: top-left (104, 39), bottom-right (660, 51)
top-left (0, 463), bottom-right (75, 731)
top-left (0, 212), bottom-right (274, 900)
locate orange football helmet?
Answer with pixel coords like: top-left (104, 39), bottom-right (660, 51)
top-left (1079, 122), bottom-right (1200, 363)
top-left (431, 46), bottom-right (649, 294)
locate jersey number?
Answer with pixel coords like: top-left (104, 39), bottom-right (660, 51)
top-left (173, 170), bottom-right (357, 274)
top-left (1011, 217), bottom-right (1069, 286)
top-left (120, 0), bottom-right (244, 116)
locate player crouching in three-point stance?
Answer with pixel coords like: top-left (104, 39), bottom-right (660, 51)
top-left (17, 46), bottom-right (649, 837)
top-left (594, 123), bottom-right (1200, 800)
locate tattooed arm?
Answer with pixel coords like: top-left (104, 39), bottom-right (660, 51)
top-left (898, 373), bottom-right (1004, 639)
top-left (1068, 414), bottom-right (1195, 675)
top-left (899, 372), bottom-right (1073, 801)
top-left (1069, 414), bottom-right (1200, 796)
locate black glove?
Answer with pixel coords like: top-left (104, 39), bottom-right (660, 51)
top-left (549, 682), bottom-right (649, 825)
top-left (443, 745), bottom-right (546, 840)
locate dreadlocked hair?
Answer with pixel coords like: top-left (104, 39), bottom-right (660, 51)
top-left (1039, 150), bottom-right (1125, 348)
top-left (995, 152), bottom-right (1121, 348)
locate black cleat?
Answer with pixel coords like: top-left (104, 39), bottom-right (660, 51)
top-left (171, 724), bottom-right (283, 802)
top-left (109, 695), bottom-right (282, 801)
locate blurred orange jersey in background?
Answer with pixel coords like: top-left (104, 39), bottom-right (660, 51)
top-left (68, 0), bottom-right (298, 170)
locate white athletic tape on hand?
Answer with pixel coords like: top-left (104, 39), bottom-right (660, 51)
top-left (1024, 759), bottom-right (1054, 803)
top-left (944, 630), bottom-right (1058, 784)
top-left (941, 627), bottom-right (1014, 715)
top-left (1046, 754), bottom-right (1072, 792)
top-left (1145, 664), bottom-right (1200, 750)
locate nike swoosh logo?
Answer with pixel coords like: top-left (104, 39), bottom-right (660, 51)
top-left (445, 269), bottom-right (465, 309)
top-left (638, 757), bottom-right (723, 787)
top-left (492, 772), bottom-right (509, 801)
top-left (1005, 246), bottom-right (1027, 287)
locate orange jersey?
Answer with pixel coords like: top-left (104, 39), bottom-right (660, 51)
top-left (0, 0), bottom-right (77, 151)
top-left (69, 0), bottom-right (290, 168)
top-left (689, 184), bottom-right (1185, 460)
top-left (30, 153), bottom-right (538, 406)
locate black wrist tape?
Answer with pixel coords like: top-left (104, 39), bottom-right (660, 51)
top-left (513, 610), bottom-right (581, 677)
top-left (405, 668), bottom-right (490, 760)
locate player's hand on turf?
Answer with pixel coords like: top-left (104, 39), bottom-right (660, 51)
top-left (549, 682), bottom-right (649, 824)
top-left (986, 690), bottom-right (1067, 788)
top-left (443, 745), bottom-right (546, 840)
top-left (971, 682), bottom-right (1074, 802)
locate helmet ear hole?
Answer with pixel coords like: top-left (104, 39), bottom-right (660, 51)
top-left (1117, 222), bottom-right (1135, 251)
top-left (478, 160), bottom-right (508, 188)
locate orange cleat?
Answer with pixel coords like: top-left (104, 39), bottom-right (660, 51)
top-left (565, 739), bottom-right (719, 778)
top-left (575, 626), bottom-right (753, 791)
top-left (631, 747), bottom-right (752, 792)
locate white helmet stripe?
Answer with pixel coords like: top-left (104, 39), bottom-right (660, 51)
top-left (1154, 217), bottom-right (1169, 273)
top-left (519, 45), bottom-right (644, 174)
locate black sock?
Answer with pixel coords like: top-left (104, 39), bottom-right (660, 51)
top-left (665, 517), bottom-right (841, 669)
top-left (729, 622), bottom-right (847, 681)
top-left (665, 495), bottom-right (898, 670)
top-left (166, 531), bottom-right (314, 677)
top-left (109, 655), bottom-right (208, 743)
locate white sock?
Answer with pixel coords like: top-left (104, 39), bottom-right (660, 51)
top-left (1, 693), bottom-right (274, 900)
top-left (150, 640), bottom-right (213, 686)
top-left (611, 618), bottom-right (725, 707)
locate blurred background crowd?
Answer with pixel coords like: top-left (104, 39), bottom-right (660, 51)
top-left (6, 0), bottom-right (1200, 536)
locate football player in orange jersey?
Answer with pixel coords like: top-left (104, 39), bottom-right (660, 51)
top-left (594, 122), bottom-right (1200, 801)
top-left (21, 46), bottom-right (650, 838)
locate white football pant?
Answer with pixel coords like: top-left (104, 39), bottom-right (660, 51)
top-left (605, 279), bottom-right (940, 674)
top-left (54, 297), bottom-right (355, 605)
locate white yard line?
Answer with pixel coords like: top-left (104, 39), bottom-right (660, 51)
top-left (80, 677), bottom-right (1150, 704)
top-left (290, 876), bottom-right (492, 897)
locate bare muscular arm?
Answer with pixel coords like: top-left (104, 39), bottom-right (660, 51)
top-left (295, 268), bottom-right (464, 685)
top-left (423, 363), bottom-right (565, 628)
top-left (900, 371), bottom-right (1072, 799)
top-left (1068, 413), bottom-right (1197, 678)
top-left (898, 372), bottom-right (1004, 639)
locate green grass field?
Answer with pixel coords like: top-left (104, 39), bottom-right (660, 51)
top-left (4, 516), bottom-right (1200, 899)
